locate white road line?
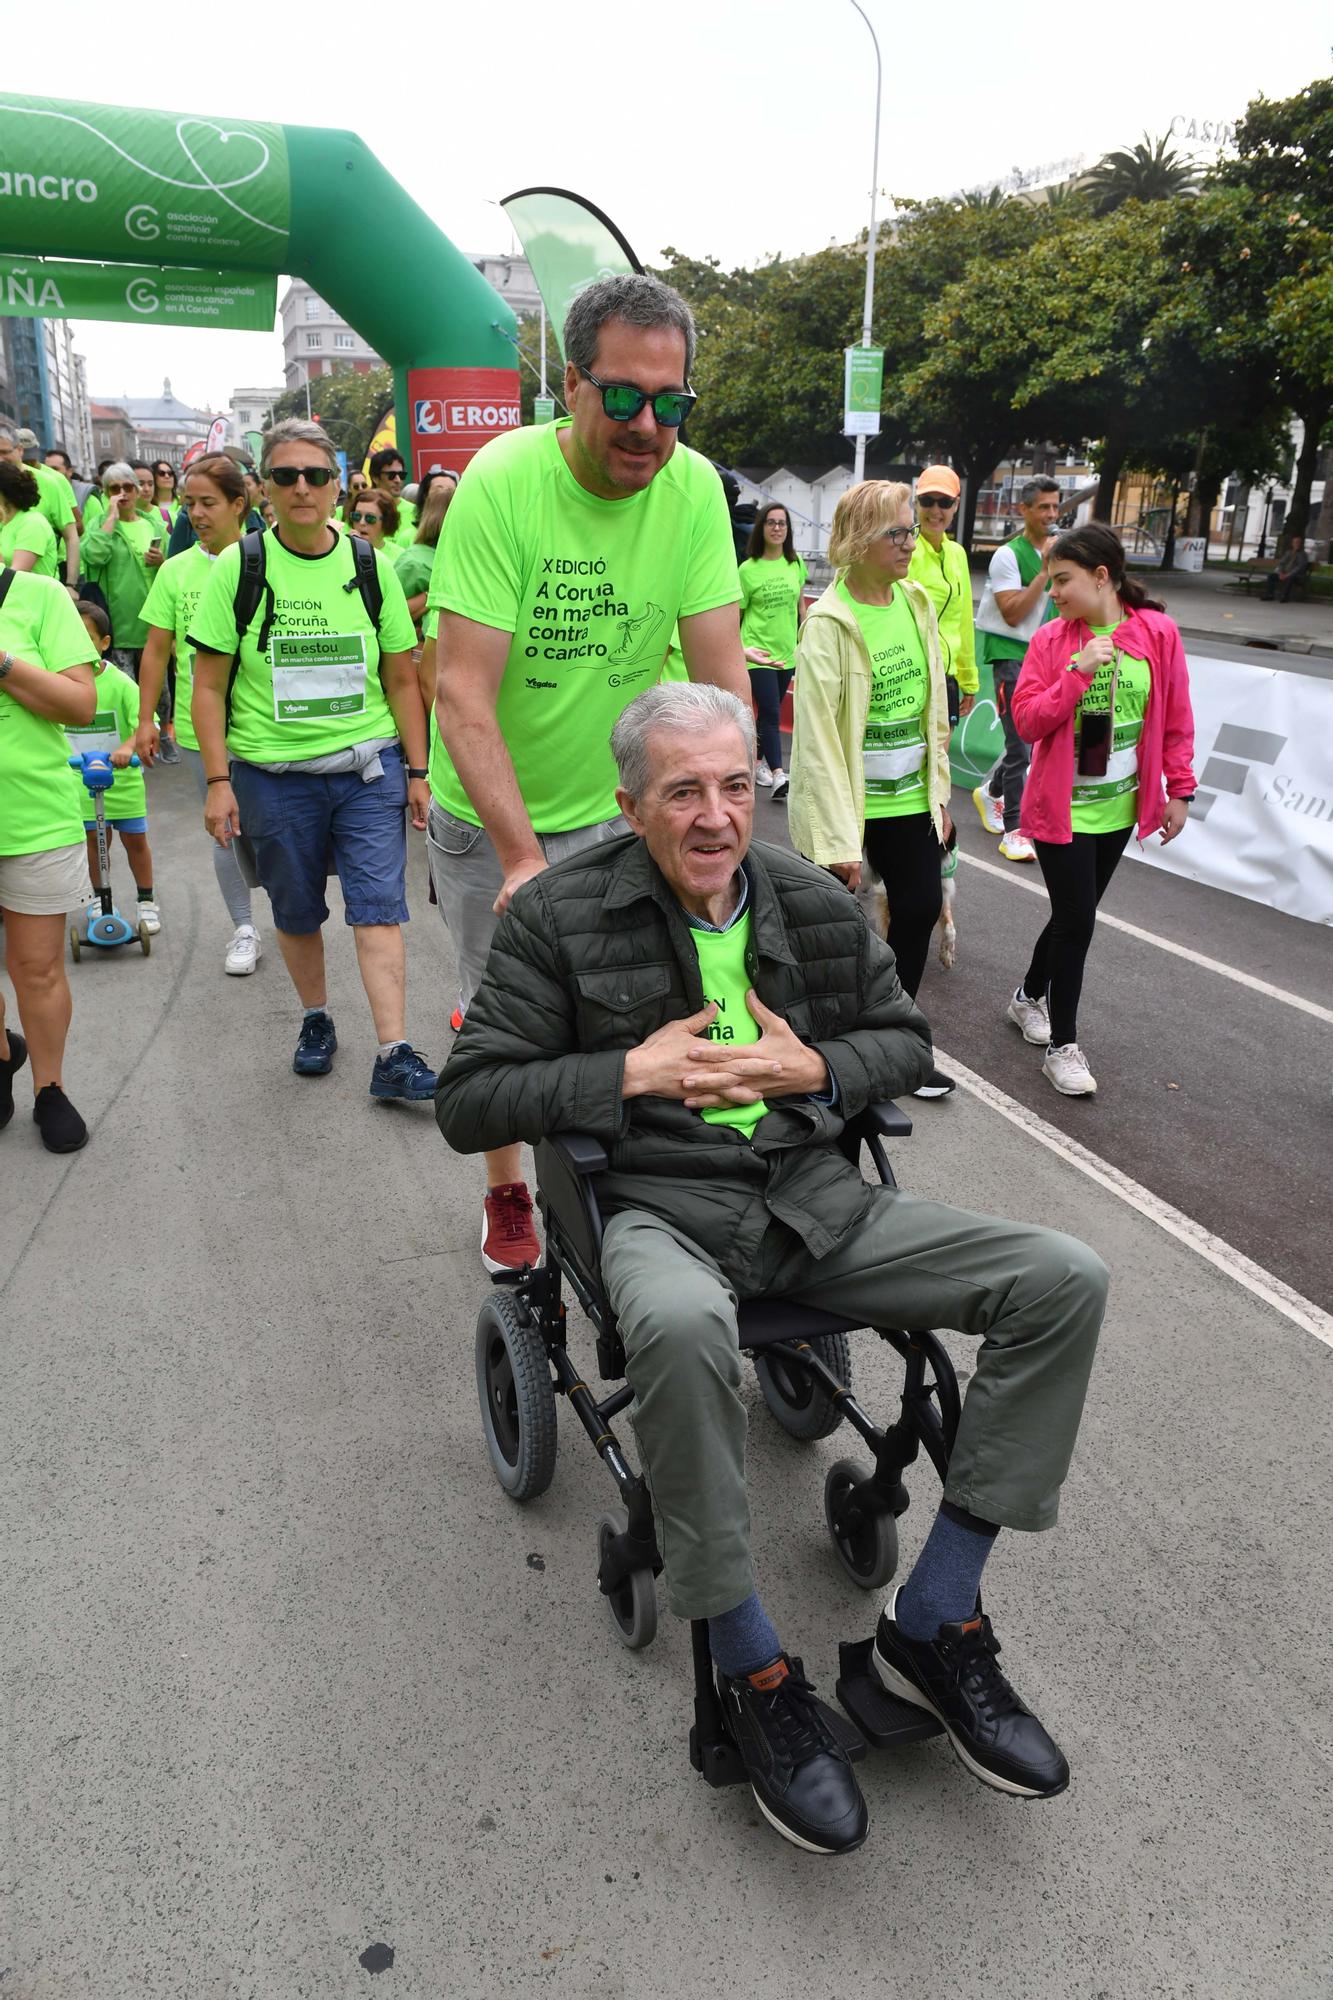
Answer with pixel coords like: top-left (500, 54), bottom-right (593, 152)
top-left (956, 849), bottom-right (1333, 1026)
top-left (935, 1049), bottom-right (1333, 1351)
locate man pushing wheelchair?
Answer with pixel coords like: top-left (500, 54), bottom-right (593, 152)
top-left (436, 683), bottom-right (1108, 1856)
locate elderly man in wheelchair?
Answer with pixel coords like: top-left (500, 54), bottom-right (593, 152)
top-left (436, 682), bottom-right (1108, 1857)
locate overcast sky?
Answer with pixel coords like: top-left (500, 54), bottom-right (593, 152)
top-left (10, 1), bottom-right (1330, 415)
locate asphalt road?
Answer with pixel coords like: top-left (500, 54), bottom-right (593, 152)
top-left (2, 761), bottom-right (1330, 1999)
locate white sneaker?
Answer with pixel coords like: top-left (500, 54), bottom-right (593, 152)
top-left (225, 924), bottom-right (261, 976)
top-left (999, 831), bottom-right (1036, 863)
top-left (137, 900), bottom-right (162, 935)
top-left (1042, 1042), bottom-right (1097, 1096)
top-left (755, 760), bottom-right (773, 788)
top-left (1007, 987), bottom-right (1051, 1044)
top-left (972, 786), bottom-right (1005, 836)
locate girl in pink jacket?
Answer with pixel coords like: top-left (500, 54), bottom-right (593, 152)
top-left (1004, 524), bottom-right (1196, 1099)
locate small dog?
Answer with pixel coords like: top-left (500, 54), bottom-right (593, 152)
top-left (857, 820), bottom-right (959, 969)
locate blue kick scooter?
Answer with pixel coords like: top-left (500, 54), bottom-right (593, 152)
top-left (68, 750), bottom-right (151, 961)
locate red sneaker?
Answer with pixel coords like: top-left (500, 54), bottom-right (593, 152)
top-left (482, 1182), bottom-right (540, 1274)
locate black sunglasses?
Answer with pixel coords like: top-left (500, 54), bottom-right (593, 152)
top-left (269, 464), bottom-right (334, 488)
top-left (578, 366), bottom-right (696, 427)
top-left (380, 466), bottom-right (405, 479)
top-left (349, 509), bottom-right (381, 524)
top-left (153, 466), bottom-right (173, 477)
top-left (917, 493), bottom-right (956, 508)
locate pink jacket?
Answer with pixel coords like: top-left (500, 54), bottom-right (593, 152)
top-left (1011, 606), bottom-right (1197, 844)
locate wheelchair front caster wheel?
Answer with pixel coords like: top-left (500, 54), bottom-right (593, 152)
top-left (475, 1290), bottom-right (557, 1501)
top-left (824, 1458), bottom-right (898, 1590)
top-left (753, 1331), bottom-right (852, 1442)
top-left (597, 1508), bottom-right (658, 1651)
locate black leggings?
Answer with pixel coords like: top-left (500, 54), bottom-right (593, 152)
top-left (748, 665), bottom-right (792, 772)
top-left (1023, 827), bottom-right (1132, 1045)
top-left (863, 811), bottom-right (944, 1000)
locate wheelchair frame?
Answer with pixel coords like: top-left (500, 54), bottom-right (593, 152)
top-left (475, 1101), bottom-right (958, 1781)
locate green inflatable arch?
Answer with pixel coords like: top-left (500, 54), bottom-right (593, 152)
top-left (0, 93), bottom-right (520, 474)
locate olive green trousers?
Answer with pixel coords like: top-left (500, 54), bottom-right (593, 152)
top-left (600, 1187), bottom-right (1108, 1619)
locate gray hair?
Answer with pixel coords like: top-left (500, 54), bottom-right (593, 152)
top-left (1020, 477), bottom-right (1061, 505)
top-left (260, 417), bottom-right (339, 476)
top-left (101, 460), bottom-right (135, 490)
top-left (564, 273), bottom-right (697, 380)
top-left (610, 682), bottom-right (755, 800)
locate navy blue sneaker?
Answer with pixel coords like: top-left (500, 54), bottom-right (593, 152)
top-left (370, 1042), bottom-right (437, 1101)
top-left (293, 1012), bottom-right (337, 1076)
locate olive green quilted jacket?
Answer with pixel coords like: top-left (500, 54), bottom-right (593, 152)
top-left (436, 834), bottom-right (933, 1276)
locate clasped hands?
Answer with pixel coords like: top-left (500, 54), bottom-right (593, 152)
top-left (622, 992), bottom-right (828, 1111)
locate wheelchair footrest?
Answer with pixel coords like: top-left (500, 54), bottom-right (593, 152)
top-left (835, 1639), bottom-right (945, 1749)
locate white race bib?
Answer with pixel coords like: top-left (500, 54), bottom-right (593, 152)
top-left (270, 632), bottom-right (368, 724)
top-left (863, 739), bottom-right (926, 782)
top-left (67, 709), bottom-right (120, 757)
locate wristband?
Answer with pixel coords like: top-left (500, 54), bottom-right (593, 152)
top-left (206, 775), bottom-right (231, 785)
top-left (0, 651), bottom-right (12, 680)
top-left (406, 766), bottom-right (428, 779)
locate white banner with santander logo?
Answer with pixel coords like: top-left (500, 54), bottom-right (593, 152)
top-left (951, 653), bottom-right (1333, 926)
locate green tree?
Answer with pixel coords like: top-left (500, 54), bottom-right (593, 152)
top-left (1082, 133), bottom-right (1201, 214)
top-left (1178, 76), bottom-right (1333, 537)
top-left (269, 365), bottom-right (393, 469)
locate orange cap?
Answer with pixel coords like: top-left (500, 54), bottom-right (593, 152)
top-left (916, 464), bottom-right (960, 498)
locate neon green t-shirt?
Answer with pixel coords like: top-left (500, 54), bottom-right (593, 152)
top-left (82, 490), bottom-right (106, 534)
top-left (392, 500), bottom-right (418, 550)
top-left (661, 624), bottom-right (689, 684)
top-left (426, 421), bottom-right (740, 833)
top-left (393, 542), bottom-right (434, 601)
top-left (31, 461), bottom-right (75, 541)
top-left (739, 554), bottom-right (806, 668)
top-left (140, 541), bottom-right (222, 753)
top-left (66, 660), bottom-right (146, 821)
top-left (837, 579), bottom-right (930, 820)
top-left (691, 912), bottom-right (768, 1140)
top-left (0, 571), bottom-right (97, 857)
top-left (1071, 622), bottom-right (1150, 834)
top-left (0, 507), bottom-right (58, 577)
top-left (189, 528), bottom-right (417, 764)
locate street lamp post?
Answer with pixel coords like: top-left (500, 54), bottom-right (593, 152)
top-left (848, 0), bottom-right (883, 484)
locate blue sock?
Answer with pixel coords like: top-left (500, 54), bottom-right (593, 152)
top-left (708, 1591), bottom-right (782, 1678)
top-left (894, 1503), bottom-right (999, 1640)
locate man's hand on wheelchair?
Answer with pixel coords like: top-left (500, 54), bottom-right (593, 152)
top-left (680, 992), bottom-right (828, 1110)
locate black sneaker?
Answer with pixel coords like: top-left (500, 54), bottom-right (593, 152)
top-left (872, 1588), bottom-right (1069, 1799)
top-left (912, 1068), bottom-right (956, 1099)
top-left (718, 1657), bottom-right (868, 1854)
top-left (293, 1012), bottom-right (337, 1076)
top-left (32, 1083), bottom-right (89, 1153)
top-left (1, 1030), bottom-right (28, 1131)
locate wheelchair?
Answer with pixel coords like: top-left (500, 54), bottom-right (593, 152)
top-left (473, 1101), bottom-right (962, 1786)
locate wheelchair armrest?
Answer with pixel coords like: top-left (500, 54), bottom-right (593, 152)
top-left (543, 1131), bottom-right (609, 1176)
top-left (847, 1100), bottom-right (913, 1142)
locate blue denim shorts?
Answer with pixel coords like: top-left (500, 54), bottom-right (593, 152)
top-left (231, 749), bottom-right (409, 934)
top-left (85, 815), bottom-right (149, 834)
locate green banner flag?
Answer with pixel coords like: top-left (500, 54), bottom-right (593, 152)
top-left (0, 93), bottom-right (289, 270)
top-left (0, 256), bottom-right (276, 329)
top-left (501, 187), bottom-right (640, 363)
top-left (843, 346), bottom-right (884, 436)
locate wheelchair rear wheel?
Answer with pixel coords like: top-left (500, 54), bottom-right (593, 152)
top-left (753, 1333), bottom-right (852, 1441)
top-left (597, 1508), bottom-right (658, 1650)
top-left (824, 1458), bottom-right (898, 1590)
top-left (475, 1291), bottom-right (558, 1500)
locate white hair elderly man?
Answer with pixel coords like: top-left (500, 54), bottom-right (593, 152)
top-left (438, 682), bottom-right (1108, 1857)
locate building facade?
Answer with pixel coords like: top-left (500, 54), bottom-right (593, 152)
top-left (228, 386), bottom-right (283, 454)
top-left (88, 401), bottom-right (138, 466)
top-left (0, 316), bottom-right (95, 474)
top-left (93, 378), bottom-right (223, 471)
top-left (280, 282), bottom-right (382, 390)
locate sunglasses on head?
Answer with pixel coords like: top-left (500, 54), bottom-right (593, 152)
top-left (349, 509), bottom-right (380, 524)
top-left (268, 464), bottom-right (333, 487)
top-left (578, 365), bottom-right (697, 427)
top-left (918, 492), bottom-right (956, 508)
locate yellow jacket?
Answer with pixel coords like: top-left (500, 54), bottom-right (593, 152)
top-left (907, 531), bottom-right (977, 692)
top-left (788, 576), bottom-right (953, 866)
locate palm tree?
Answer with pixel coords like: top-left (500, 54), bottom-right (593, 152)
top-left (1082, 134), bottom-right (1201, 214)
top-left (958, 184), bottom-right (1009, 210)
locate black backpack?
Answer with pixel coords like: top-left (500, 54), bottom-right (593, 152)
top-left (226, 529), bottom-right (384, 724)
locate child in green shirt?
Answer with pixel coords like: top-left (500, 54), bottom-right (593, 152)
top-left (72, 605), bottom-right (161, 935)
